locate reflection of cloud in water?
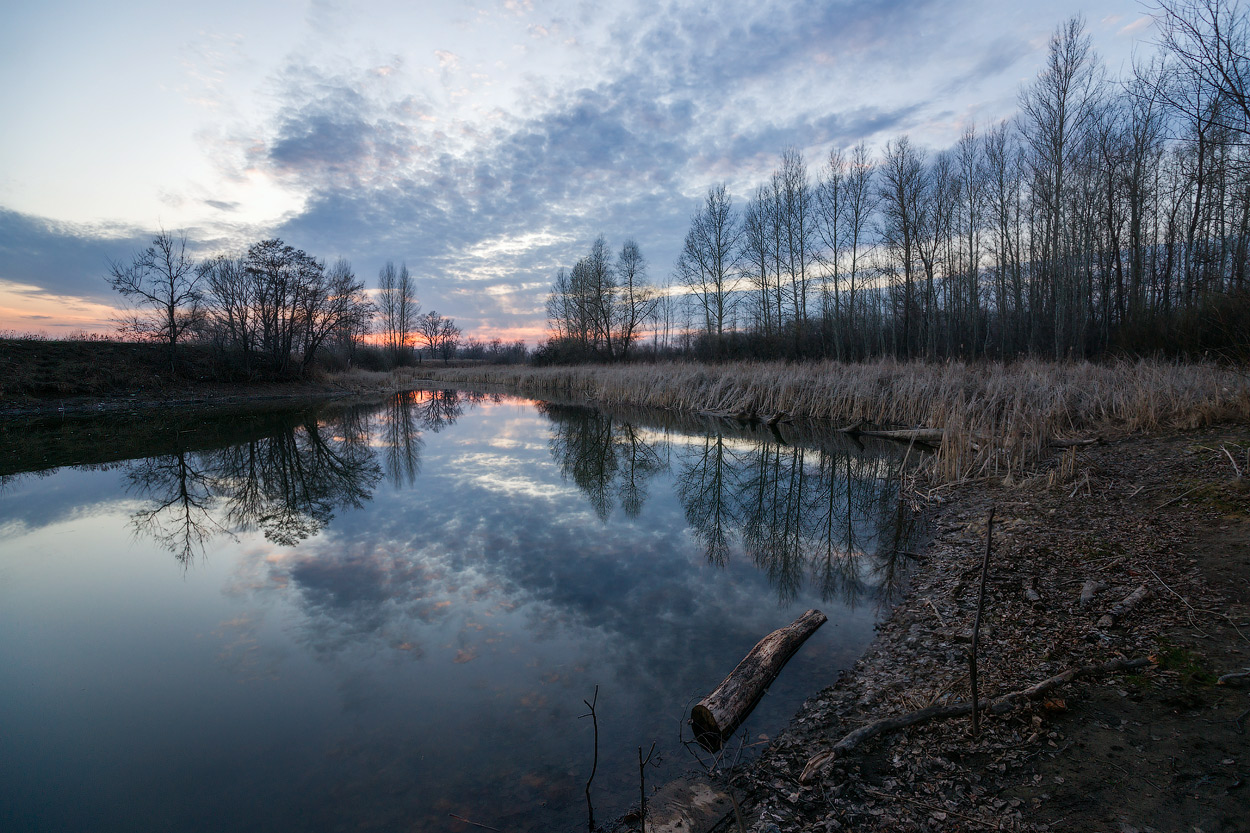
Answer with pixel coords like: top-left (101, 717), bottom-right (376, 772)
top-left (1, 391), bottom-right (919, 832)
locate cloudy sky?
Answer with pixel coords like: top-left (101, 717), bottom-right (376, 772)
top-left (0, 0), bottom-right (1156, 343)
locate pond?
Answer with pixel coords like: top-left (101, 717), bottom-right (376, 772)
top-left (0, 389), bottom-right (918, 832)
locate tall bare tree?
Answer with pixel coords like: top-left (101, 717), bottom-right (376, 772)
top-left (378, 261), bottom-right (419, 366)
top-left (106, 229), bottom-right (204, 371)
top-left (614, 239), bottom-right (657, 360)
top-left (677, 184), bottom-right (741, 347)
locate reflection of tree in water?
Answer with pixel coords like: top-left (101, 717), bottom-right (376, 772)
top-left (378, 391), bottom-right (426, 488)
top-left (678, 431), bottom-right (913, 606)
top-left (414, 389), bottom-right (470, 433)
top-left (373, 389), bottom-right (478, 488)
top-left (544, 405), bottom-right (916, 607)
top-left (540, 404), bottom-right (664, 521)
top-left (126, 451), bottom-right (229, 564)
top-left (124, 390), bottom-right (484, 562)
top-left (126, 410), bottom-right (383, 561)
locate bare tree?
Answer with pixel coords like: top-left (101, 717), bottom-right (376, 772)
top-left (879, 136), bottom-right (927, 358)
top-left (436, 316), bottom-right (462, 363)
top-left (1017, 16), bottom-right (1103, 357)
top-left (677, 184), bottom-right (741, 347)
top-left (843, 141), bottom-right (880, 358)
top-left (1155, 0), bottom-right (1250, 135)
top-left (202, 254), bottom-right (255, 362)
top-left (106, 229), bottom-right (204, 371)
top-left (418, 310), bottom-right (444, 360)
top-left (816, 148), bottom-right (848, 353)
top-left (614, 239), bottom-right (657, 360)
top-left (741, 185), bottom-right (778, 339)
top-left (378, 261), bottom-right (419, 366)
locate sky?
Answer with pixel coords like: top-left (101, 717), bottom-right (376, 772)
top-left (0, 0), bottom-right (1159, 344)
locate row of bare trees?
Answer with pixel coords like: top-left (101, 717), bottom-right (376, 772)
top-left (109, 234), bottom-right (375, 374)
top-left (107, 235), bottom-right (470, 371)
top-left (375, 261), bottom-right (466, 364)
top-left (548, 2), bottom-right (1250, 362)
top-left (543, 237), bottom-right (662, 362)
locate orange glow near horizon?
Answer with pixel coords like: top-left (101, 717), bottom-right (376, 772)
top-left (0, 283), bottom-right (118, 336)
top-left (0, 282), bottom-right (549, 347)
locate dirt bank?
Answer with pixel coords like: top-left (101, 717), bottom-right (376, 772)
top-left (0, 338), bottom-right (450, 422)
top-left (691, 427), bottom-right (1249, 832)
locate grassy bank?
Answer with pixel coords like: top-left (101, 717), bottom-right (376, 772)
top-left (0, 338), bottom-right (433, 402)
top-left (418, 359), bottom-right (1250, 480)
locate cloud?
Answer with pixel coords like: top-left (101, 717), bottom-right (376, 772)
top-left (0, 209), bottom-right (150, 303)
top-left (1, 0), bottom-right (1147, 340)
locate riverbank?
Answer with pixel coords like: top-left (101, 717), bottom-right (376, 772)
top-left (709, 425), bottom-right (1249, 832)
top-left (0, 339), bottom-right (437, 422)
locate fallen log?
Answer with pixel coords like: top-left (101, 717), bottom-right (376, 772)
top-left (691, 609), bottom-right (827, 752)
top-left (1096, 585), bottom-right (1151, 629)
top-left (1048, 437), bottom-right (1102, 448)
top-left (799, 656), bottom-right (1154, 783)
top-left (1078, 579), bottom-right (1108, 608)
top-left (852, 427), bottom-right (947, 445)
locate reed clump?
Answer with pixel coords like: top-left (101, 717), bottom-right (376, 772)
top-left (418, 359), bottom-right (1250, 482)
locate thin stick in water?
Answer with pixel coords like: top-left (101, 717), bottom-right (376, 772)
top-left (970, 506), bottom-right (995, 738)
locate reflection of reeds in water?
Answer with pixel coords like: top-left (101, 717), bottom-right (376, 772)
top-left (424, 359), bottom-right (1250, 480)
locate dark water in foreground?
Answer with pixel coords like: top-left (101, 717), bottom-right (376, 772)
top-left (0, 390), bottom-right (917, 832)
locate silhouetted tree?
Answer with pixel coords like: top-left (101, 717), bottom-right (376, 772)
top-left (106, 229), bottom-right (204, 371)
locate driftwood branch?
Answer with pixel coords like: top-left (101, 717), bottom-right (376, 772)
top-left (448, 813), bottom-right (501, 832)
top-left (1079, 580), bottom-right (1108, 608)
top-left (1218, 669), bottom-right (1250, 688)
top-left (1048, 437), bottom-right (1101, 448)
top-left (852, 427), bottom-right (947, 445)
top-left (846, 426), bottom-right (1100, 450)
top-left (1096, 585), bottom-right (1151, 629)
top-left (692, 609), bottom-right (827, 751)
top-left (799, 656), bottom-right (1154, 783)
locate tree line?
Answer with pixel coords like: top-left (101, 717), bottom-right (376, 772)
top-left (106, 234), bottom-right (495, 373)
top-left (546, 1), bottom-right (1250, 362)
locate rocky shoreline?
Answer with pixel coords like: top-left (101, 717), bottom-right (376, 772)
top-left (637, 427), bottom-right (1248, 832)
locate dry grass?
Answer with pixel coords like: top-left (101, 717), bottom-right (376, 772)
top-left (416, 359), bottom-right (1250, 481)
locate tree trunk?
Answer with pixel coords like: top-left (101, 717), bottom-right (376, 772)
top-left (691, 609), bottom-right (827, 751)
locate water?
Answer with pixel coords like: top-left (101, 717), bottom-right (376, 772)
top-left (0, 389), bottom-right (917, 832)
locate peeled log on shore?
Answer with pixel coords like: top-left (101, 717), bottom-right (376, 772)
top-left (691, 609), bottom-right (827, 752)
top-left (850, 427), bottom-right (948, 445)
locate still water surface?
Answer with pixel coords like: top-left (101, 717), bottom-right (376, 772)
top-left (0, 390), bottom-right (916, 831)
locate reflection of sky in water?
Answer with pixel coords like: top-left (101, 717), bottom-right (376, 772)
top-left (0, 393), bottom-right (913, 832)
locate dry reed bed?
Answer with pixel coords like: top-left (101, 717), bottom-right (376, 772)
top-left (417, 360), bottom-right (1250, 481)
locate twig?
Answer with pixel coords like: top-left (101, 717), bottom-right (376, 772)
top-left (925, 597), bottom-right (946, 627)
top-left (970, 506), bottom-right (995, 738)
top-left (800, 656), bottom-right (1154, 783)
top-left (580, 685), bottom-right (599, 832)
top-left (1153, 484), bottom-right (1201, 511)
top-left (1141, 564), bottom-right (1209, 637)
top-left (1234, 707), bottom-right (1250, 736)
top-left (638, 741), bottom-right (658, 832)
top-left (1221, 444), bottom-right (1244, 478)
top-left (859, 787), bottom-right (1001, 830)
top-left (448, 813), bottom-right (502, 832)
